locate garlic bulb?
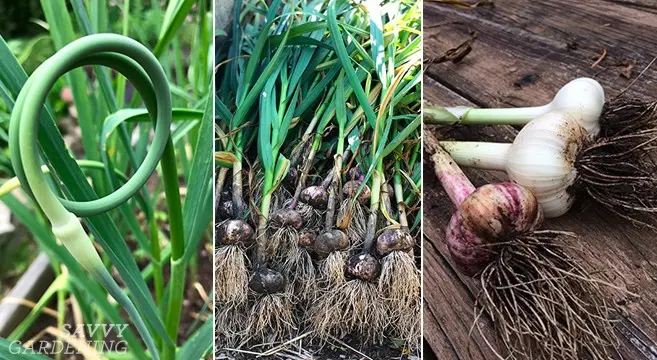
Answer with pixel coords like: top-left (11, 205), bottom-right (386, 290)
top-left (544, 77), bottom-right (604, 137)
top-left (249, 266), bottom-right (286, 294)
top-left (376, 229), bottom-right (415, 256)
top-left (446, 183), bottom-right (543, 276)
top-left (426, 128), bottom-right (619, 359)
top-left (301, 185), bottom-right (329, 210)
top-left (425, 77), bottom-right (605, 137)
top-left (425, 133), bottom-right (545, 275)
top-left (346, 253), bottom-right (381, 282)
top-left (506, 112), bottom-right (587, 217)
top-left (270, 208), bottom-right (303, 228)
top-left (216, 219), bottom-right (255, 246)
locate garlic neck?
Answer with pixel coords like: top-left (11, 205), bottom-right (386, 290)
top-left (440, 141), bottom-right (510, 172)
top-left (425, 78), bottom-right (605, 137)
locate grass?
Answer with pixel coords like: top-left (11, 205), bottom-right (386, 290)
top-left (0, 1), bottom-right (213, 359)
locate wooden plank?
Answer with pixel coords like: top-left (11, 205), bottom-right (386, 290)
top-left (424, 0), bottom-right (657, 107)
top-left (422, 1), bottom-right (657, 358)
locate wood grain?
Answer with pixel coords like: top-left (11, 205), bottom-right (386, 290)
top-left (423, 1), bottom-right (657, 358)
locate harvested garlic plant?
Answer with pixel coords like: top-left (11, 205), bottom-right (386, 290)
top-left (425, 77), bottom-right (605, 136)
top-left (425, 128), bottom-right (618, 360)
top-left (441, 110), bottom-right (657, 222)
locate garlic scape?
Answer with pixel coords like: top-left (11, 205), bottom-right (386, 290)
top-left (9, 34), bottom-right (178, 360)
top-left (440, 110), bottom-right (657, 223)
top-left (425, 77), bottom-right (605, 137)
top-left (425, 128), bottom-right (618, 360)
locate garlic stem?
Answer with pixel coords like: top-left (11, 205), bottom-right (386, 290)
top-left (425, 104), bottom-right (550, 126)
top-left (439, 141), bottom-right (510, 171)
top-left (424, 130), bottom-right (475, 206)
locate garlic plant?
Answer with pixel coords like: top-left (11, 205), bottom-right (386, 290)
top-left (440, 107), bottom-right (657, 223)
top-left (425, 128), bottom-right (618, 360)
top-left (0, 1), bottom-right (214, 358)
top-left (216, 0), bottom-right (421, 354)
top-left (425, 77), bottom-right (605, 136)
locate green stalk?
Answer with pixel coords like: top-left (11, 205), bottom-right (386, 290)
top-left (423, 104), bottom-right (549, 125)
top-left (331, 71), bottom-right (347, 224)
top-left (291, 133), bottom-right (321, 208)
top-left (161, 138), bottom-right (186, 360)
top-left (116, 0), bottom-right (131, 107)
top-left (56, 276), bottom-right (65, 360)
top-left (163, 257), bottom-right (186, 359)
top-left (382, 115), bottom-right (420, 157)
top-left (364, 161), bottom-right (383, 252)
top-left (408, 141), bottom-right (420, 173)
top-left (150, 218), bottom-right (164, 308)
top-left (404, 142), bottom-right (421, 207)
top-left (232, 146), bottom-right (245, 218)
top-left (290, 72), bottom-right (367, 206)
top-left (256, 170), bottom-right (275, 265)
top-left (393, 156), bottom-right (408, 230)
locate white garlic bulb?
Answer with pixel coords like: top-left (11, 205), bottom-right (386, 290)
top-left (505, 112), bottom-right (588, 217)
top-left (543, 77), bottom-right (605, 137)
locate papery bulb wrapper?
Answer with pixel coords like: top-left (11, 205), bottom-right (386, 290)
top-left (348, 167), bottom-right (365, 181)
top-left (506, 112), bottom-right (586, 217)
top-left (376, 229), bottom-right (415, 255)
top-left (315, 229), bottom-right (349, 257)
top-left (298, 230), bottom-right (316, 248)
top-left (301, 185), bottom-right (329, 210)
top-left (446, 183), bottom-right (543, 276)
top-left (270, 209), bottom-right (303, 229)
top-left (216, 219), bottom-right (255, 246)
top-left (346, 253), bottom-right (381, 282)
top-left (343, 180), bottom-right (371, 205)
top-left (547, 77), bottom-right (604, 137)
top-left (249, 267), bottom-right (286, 294)
top-left (217, 200), bottom-right (234, 220)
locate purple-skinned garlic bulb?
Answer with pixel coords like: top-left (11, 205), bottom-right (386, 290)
top-left (215, 220), bottom-right (254, 305)
top-left (425, 127), bottom-right (618, 360)
top-left (300, 185), bottom-right (329, 210)
top-left (445, 183), bottom-right (542, 276)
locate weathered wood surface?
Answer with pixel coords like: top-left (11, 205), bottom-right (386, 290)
top-left (423, 0), bottom-right (657, 359)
